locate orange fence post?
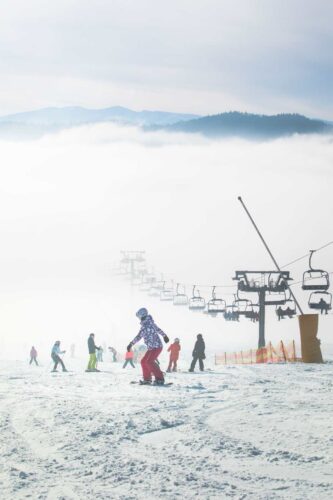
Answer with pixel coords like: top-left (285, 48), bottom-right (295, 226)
top-left (292, 340), bottom-right (296, 362)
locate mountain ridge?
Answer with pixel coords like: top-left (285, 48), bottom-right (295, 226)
top-left (0, 106), bottom-right (331, 140)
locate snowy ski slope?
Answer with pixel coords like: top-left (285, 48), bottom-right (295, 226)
top-left (0, 359), bottom-right (332, 499)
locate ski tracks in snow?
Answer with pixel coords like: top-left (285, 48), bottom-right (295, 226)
top-left (0, 361), bottom-right (332, 499)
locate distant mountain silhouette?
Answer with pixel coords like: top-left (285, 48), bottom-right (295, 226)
top-left (164, 112), bottom-right (330, 138)
top-left (0, 106), bottom-right (198, 127)
top-left (0, 106), bottom-right (200, 139)
top-left (0, 107), bottom-right (330, 140)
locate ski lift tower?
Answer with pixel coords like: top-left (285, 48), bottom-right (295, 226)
top-left (233, 270), bottom-right (292, 348)
top-left (120, 251), bottom-right (146, 278)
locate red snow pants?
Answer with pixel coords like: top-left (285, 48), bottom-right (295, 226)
top-left (141, 347), bottom-right (163, 381)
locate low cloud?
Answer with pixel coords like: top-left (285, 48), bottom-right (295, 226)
top-left (0, 124), bottom-right (332, 357)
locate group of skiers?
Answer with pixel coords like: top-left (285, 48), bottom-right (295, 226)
top-left (29, 308), bottom-right (206, 384)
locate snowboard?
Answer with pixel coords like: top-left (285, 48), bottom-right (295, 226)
top-left (130, 381), bottom-right (173, 387)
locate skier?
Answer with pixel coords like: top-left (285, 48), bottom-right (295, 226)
top-left (51, 341), bottom-right (67, 372)
top-left (87, 333), bottom-right (101, 372)
top-left (189, 334), bottom-right (205, 372)
top-left (127, 308), bottom-right (169, 385)
top-left (123, 348), bottom-right (135, 369)
top-left (97, 346), bottom-right (103, 363)
top-left (29, 346), bottom-right (38, 366)
top-left (167, 338), bottom-right (181, 372)
top-left (108, 346), bottom-right (117, 362)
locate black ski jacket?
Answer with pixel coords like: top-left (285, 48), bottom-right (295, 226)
top-left (193, 338), bottom-right (205, 359)
top-left (88, 336), bottom-right (99, 354)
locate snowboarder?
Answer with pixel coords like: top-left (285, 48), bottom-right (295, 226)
top-left (51, 341), bottom-right (67, 372)
top-left (29, 346), bottom-right (38, 366)
top-left (127, 308), bottom-right (169, 385)
top-left (123, 348), bottom-right (135, 369)
top-left (189, 334), bottom-right (205, 372)
top-left (87, 333), bottom-right (101, 372)
top-left (167, 338), bottom-right (181, 372)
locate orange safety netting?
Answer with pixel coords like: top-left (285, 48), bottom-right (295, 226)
top-left (215, 340), bottom-right (298, 365)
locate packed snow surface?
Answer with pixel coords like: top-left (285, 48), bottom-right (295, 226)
top-left (0, 359), bottom-right (332, 499)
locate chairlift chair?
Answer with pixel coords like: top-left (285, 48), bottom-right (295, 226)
top-left (267, 272), bottom-right (288, 292)
top-left (245, 304), bottom-right (259, 322)
top-left (135, 253), bottom-right (145, 263)
top-left (224, 304), bottom-right (239, 321)
top-left (207, 287), bottom-right (226, 315)
top-left (302, 250), bottom-right (330, 291)
top-left (139, 275), bottom-right (155, 292)
top-left (160, 281), bottom-right (174, 301)
top-left (173, 284), bottom-right (189, 306)
top-left (233, 293), bottom-right (253, 316)
top-left (264, 290), bottom-right (286, 306)
top-left (189, 286), bottom-right (206, 311)
top-left (148, 282), bottom-right (160, 297)
top-left (275, 291), bottom-right (297, 320)
top-left (131, 273), bottom-right (144, 286)
top-left (308, 291), bottom-right (332, 315)
top-left (148, 276), bottom-right (164, 297)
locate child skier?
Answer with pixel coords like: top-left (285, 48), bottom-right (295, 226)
top-left (51, 341), bottom-right (67, 372)
top-left (29, 346), bottom-right (38, 366)
top-left (123, 348), bottom-right (135, 369)
top-left (127, 308), bottom-right (169, 385)
top-left (167, 338), bottom-right (181, 372)
top-left (87, 333), bottom-right (101, 372)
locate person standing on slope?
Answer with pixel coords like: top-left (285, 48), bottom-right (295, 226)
top-left (123, 348), bottom-right (135, 369)
top-left (127, 308), bottom-right (169, 385)
top-left (87, 333), bottom-right (101, 372)
top-left (51, 341), bottom-right (67, 372)
top-left (167, 338), bottom-right (181, 372)
top-left (29, 346), bottom-right (38, 366)
top-left (189, 334), bottom-right (205, 372)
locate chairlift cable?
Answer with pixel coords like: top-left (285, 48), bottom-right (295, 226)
top-left (281, 240), bottom-right (333, 269)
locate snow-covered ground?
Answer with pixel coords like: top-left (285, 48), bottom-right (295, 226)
top-left (0, 358), bottom-right (332, 499)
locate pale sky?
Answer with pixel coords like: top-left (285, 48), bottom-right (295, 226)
top-left (0, 0), bottom-right (333, 118)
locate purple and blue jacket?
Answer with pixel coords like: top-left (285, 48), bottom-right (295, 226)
top-left (131, 315), bottom-right (166, 350)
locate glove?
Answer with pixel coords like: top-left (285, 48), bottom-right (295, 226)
top-left (163, 335), bottom-right (169, 344)
top-left (127, 343), bottom-right (132, 352)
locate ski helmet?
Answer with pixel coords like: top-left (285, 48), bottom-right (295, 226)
top-left (174, 338), bottom-right (180, 342)
top-left (136, 307), bottom-right (148, 319)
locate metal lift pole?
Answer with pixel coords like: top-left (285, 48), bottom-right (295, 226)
top-left (258, 289), bottom-right (266, 348)
top-left (237, 196), bottom-right (303, 315)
